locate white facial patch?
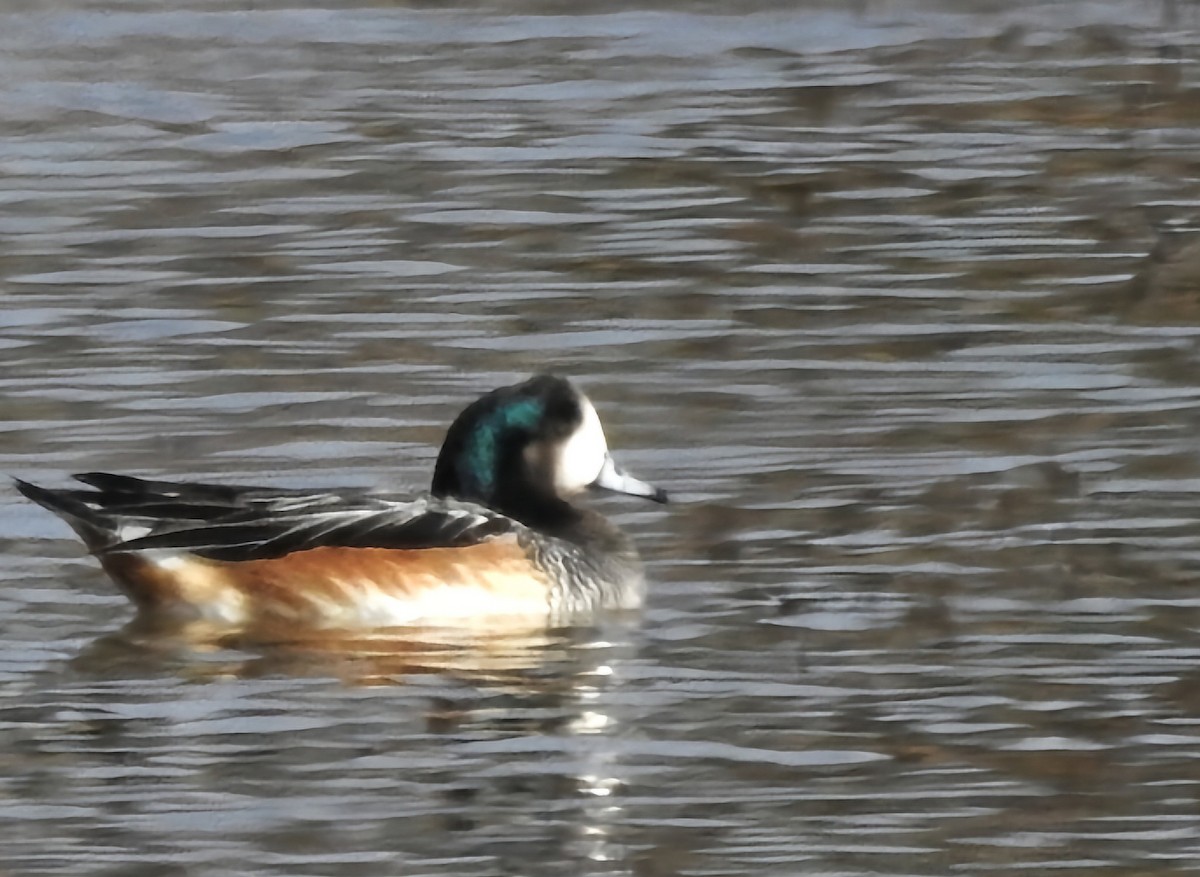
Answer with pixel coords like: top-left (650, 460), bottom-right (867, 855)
top-left (555, 396), bottom-right (610, 493)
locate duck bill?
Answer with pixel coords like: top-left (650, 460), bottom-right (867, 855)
top-left (591, 455), bottom-right (668, 504)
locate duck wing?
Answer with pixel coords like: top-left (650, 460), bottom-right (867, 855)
top-left (24, 473), bottom-right (521, 562)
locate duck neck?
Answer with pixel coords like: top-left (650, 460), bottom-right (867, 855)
top-left (490, 490), bottom-right (585, 539)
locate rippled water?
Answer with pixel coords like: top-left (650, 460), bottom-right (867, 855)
top-left (3, 0), bottom-right (1200, 873)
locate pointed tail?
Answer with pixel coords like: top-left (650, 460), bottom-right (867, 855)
top-left (14, 478), bottom-right (121, 552)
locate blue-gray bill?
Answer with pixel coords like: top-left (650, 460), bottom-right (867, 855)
top-left (591, 455), bottom-right (668, 504)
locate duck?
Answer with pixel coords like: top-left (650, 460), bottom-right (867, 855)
top-left (15, 374), bottom-right (668, 629)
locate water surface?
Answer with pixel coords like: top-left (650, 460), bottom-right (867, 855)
top-left (3, 0), bottom-right (1200, 874)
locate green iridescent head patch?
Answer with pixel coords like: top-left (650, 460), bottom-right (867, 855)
top-left (461, 397), bottom-right (544, 494)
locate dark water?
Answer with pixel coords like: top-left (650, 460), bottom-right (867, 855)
top-left (4, 0), bottom-right (1200, 873)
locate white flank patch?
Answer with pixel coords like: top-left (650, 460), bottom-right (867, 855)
top-left (149, 552), bottom-right (188, 570)
top-left (145, 552), bottom-right (251, 625)
top-left (343, 585), bottom-right (549, 627)
top-left (555, 396), bottom-right (609, 493)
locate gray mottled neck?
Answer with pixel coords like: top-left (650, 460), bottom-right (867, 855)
top-left (521, 512), bottom-right (647, 618)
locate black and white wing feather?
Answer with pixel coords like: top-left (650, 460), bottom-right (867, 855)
top-left (36, 473), bottom-right (523, 562)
